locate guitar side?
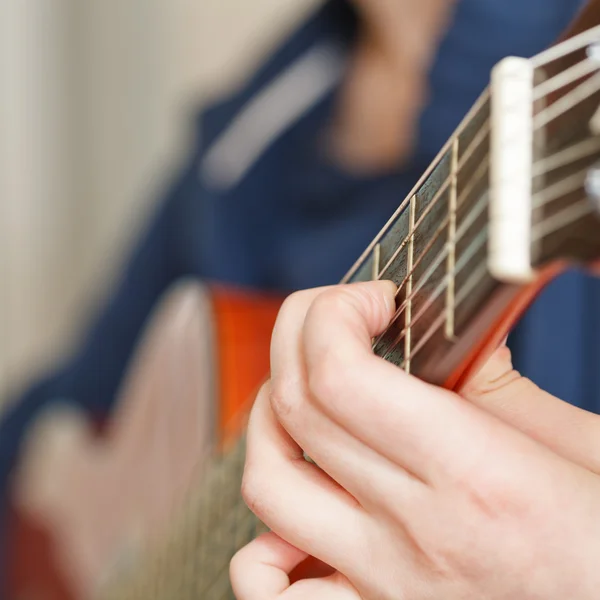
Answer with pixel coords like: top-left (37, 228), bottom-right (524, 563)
top-left (5, 284), bottom-right (281, 600)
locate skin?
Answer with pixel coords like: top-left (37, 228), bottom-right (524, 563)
top-left (230, 281), bottom-right (600, 599)
top-left (329, 0), bottom-right (459, 172)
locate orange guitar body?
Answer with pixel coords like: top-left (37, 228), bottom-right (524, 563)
top-left (210, 287), bottom-right (283, 442)
top-left (5, 285), bottom-right (282, 600)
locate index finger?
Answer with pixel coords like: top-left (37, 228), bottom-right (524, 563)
top-left (301, 282), bottom-right (511, 484)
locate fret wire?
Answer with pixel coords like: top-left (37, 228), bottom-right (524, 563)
top-left (372, 243), bottom-right (381, 280)
top-left (378, 122), bottom-right (491, 281)
top-left (445, 138), bottom-right (459, 340)
top-left (342, 89), bottom-right (491, 285)
top-left (378, 180), bottom-right (450, 280)
top-left (351, 49), bottom-right (598, 290)
top-left (385, 153), bottom-right (489, 306)
top-left (404, 196), bottom-right (416, 372)
top-left (390, 198), bottom-right (597, 372)
top-left (381, 80), bottom-right (600, 290)
top-left (399, 263), bottom-right (489, 370)
top-left (374, 192), bottom-right (489, 349)
top-left (390, 136), bottom-right (600, 307)
top-left (379, 239), bottom-right (450, 347)
top-left (381, 135), bottom-right (598, 343)
top-left (385, 214), bottom-right (449, 309)
top-left (382, 226), bottom-right (488, 361)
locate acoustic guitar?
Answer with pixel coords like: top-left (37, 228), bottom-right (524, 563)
top-left (6, 3), bottom-right (600, 598)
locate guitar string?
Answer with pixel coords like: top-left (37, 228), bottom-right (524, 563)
top-left (403, 198), bottom-right (594, 368)
top-left (349, 49), bottom-right (598, 286)
top-left (381, 227), bottom-right (488, 362)
top-left (377, 121), bottom-right (491, 280)
top-left (380, 153), bottom-right (489, 288)
top-left (398, 262), bottom-right (489, 370)
top-left (369, 120), bottom-right (600, 316)
top-left (531, 165), bottom-right (591, 208)
top-left (532, 197), bottom-right (594, 240)
top-left (374, 156), bottom-right (489, 343)
top-left (385, 131), bottom-right (600, 314)
top-left (342, 88), bottom-right (492, 285)
top-left (531, 24), bottom-right (600, 68)
top-left (532, 56), bottom-right (600, 101)
top-left (532, 136), bottom-right (600, 176)
top-left (380, 195), bottom-right (594, 365)
top-left (373, 136), bottom-right (600, 348)
top-left (533, 69), bottom-right (600, 130)
top-left (386, 51), bottom-right (600, 286)
top-left (373, 191), bottom-right (488, 349)
top-left (382, 51), bottom-right (600, 288)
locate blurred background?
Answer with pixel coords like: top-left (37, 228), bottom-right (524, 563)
top-left (0, 0), bottom-right (320, 408)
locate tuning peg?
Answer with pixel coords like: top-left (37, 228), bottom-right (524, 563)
top-left (585, 164), bottom-right (600, 212)
top-left (587, 43), bottom-right (600, 134)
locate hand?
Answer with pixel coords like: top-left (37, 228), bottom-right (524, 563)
top-left (230, 281), bottom-right (600, 599)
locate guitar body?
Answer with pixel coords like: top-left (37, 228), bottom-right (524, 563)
top-left (5, 283), bottom-right (282, 600)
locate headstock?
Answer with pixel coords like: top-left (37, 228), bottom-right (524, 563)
top-left (489, 25), bottom-right (600, 283)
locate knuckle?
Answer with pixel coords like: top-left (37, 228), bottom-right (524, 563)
top-left (308, 350), bottom-right (348, 406)
top-left (459, 465), bottom-right (526, 522)
top-left (277, 291), bottom-right (299, 321)
top-left (240, 467), bottom-right (268, 521)
top-left (228, 548), bottom-right (246, 594)
top-left (309, 287), bottom-right (352, 322)
top-left (309, 283), bottom-right (382, 328)
top-left (277, 289), bottom-right (313, 328)
top-left (268, 377), bottom-right (298, 421)
top-left (464, 346), bottom-right (520, 398)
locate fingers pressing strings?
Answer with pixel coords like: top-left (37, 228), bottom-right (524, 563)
top-left (298, 284), bottom-right (500, 486)
top-left (269, 282), bottom-right (425, 510)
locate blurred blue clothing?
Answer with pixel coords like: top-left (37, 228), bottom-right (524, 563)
top-left (2, 0), bottom-right (598, 592)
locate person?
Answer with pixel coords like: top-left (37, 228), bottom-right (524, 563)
top-left (231, 280), bottom-right (600, 599)
top-left (2, 0), bottom-right (600, 591)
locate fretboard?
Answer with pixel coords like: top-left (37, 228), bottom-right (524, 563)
top-left (344, 22), bottom-right (600, 386)
top-left (344, 90), bottom-right (494, 382)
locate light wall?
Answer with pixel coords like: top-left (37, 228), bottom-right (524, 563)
top-left (0, 0), bottom-right (321, 405)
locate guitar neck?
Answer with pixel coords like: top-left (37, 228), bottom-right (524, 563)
top-left (345, 24), bottom-right (600, 390)
top-left (345, 88), bottom-right (500, 389)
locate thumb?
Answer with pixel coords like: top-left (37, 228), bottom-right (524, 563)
top-left (461, 344), bottom-right (600, 474)
top-left (230, 533), bottom-right (359, 600)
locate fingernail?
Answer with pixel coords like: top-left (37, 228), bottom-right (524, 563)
top-left (380, 280), bottom-right (397, 314)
